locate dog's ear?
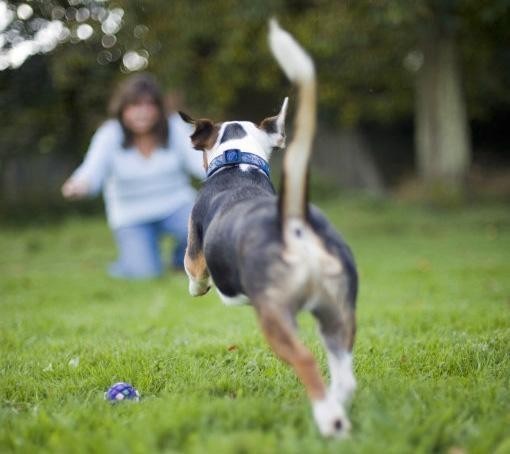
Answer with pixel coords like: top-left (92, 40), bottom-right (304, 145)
top-left (179, 111), bottom-right (219, 151)
top-left (259, 97), bottom-right (288, 149)
top-left (178, 111), bottom-right (195, 125)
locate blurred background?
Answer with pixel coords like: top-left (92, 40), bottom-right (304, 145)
top-left (0, 0), bottom-right (509, 220)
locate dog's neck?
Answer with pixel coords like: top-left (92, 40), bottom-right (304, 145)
top-left (206, 149), bottom-right (271, 179)
top-left (206, 144), bottom-right (270, 178)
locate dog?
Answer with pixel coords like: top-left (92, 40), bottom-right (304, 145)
top-left (179, 20), bottom-right (357, 437)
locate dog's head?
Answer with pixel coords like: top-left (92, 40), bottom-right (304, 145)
top-left (179, 98), bottom-right (288, 171)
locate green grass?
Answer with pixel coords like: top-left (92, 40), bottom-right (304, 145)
top-left (1, 197), bottom-right (509, 453)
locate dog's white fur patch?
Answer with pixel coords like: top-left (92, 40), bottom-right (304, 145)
top-left (269, 19), bottom-right (315, 83)
top-left (216, 289), bottom-right (250, 306)
top-left (312, 393), bottom-right (351, 438)
top-left (327, 352), bottom-right (356, 405)
top-left (209, 121), bottom-right (272, 163)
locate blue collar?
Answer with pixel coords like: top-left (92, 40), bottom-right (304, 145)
top-left (206, 149), bottom-right (271, 179)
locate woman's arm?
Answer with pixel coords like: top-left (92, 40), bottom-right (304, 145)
top-left (62, 120), bottom-right (121, 199)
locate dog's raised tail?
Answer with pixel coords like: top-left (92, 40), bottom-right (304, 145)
top-left (268, 19), bottom-right (316, 223)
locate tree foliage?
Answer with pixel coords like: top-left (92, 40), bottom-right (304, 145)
top-left (0, 0), bottom-right (509, 162)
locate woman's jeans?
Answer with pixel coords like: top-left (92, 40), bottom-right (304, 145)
top-left (108, 203), bottom-right (192, 279)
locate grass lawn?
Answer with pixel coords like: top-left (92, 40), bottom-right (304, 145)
top-left (1, 197), bottom-right (509, 453)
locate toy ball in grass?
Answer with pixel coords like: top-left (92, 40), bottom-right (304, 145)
top-left (104, 382), bottom-right (140, 402)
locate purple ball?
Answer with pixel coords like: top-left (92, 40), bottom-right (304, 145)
top-left (104, 382), bottom-right (140, 402)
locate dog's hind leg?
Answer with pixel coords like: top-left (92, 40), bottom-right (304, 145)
top-left (312, 299), bottom-right (356, 407)
top-left (255, 303), bottom-right (349, 437)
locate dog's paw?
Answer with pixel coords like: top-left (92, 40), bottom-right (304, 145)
top-left (312, 394), bottom-right (351, 438)
top-left (188, 278), bottom-right (211, 296)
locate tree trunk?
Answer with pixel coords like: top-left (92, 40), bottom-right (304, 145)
top-left (313, 126), bottom-right (384, 194)
top-left (415, 27), bottom-right (471, 193)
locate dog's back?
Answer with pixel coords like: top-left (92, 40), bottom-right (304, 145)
top-left (193, 164), bottom-right (357, 313)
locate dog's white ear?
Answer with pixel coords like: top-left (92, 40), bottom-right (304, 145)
top-left (259, 97), bottom-right (288, 149)
top-left (179, 111), bottom-right (219, 151)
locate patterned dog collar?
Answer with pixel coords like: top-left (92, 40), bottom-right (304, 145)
top-left (207, 149), bottom-right (271, 179)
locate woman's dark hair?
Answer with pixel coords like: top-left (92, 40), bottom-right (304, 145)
top-left (108, 73), bottom-right (169, 149)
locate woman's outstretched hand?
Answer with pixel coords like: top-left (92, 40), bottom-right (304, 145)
top-left (61, 178), bottom-right (89, 199)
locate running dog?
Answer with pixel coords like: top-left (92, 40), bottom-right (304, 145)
top-left (179, 20), bottom-right (358, 437)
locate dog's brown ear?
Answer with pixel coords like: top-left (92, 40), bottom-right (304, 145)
top-left (179, 111), bottom-right (195, 124)
top-left (259, 97), bottom-right (288, 149)
top-left (179, 112), bottom-right (219, 151)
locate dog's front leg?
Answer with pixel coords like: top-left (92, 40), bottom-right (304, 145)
top-left (184, 250), bottom-right (210, 296)
top-left (184, 218), bottom-right (211, 296)
top-left (255, 304), bottom-right (350, 437)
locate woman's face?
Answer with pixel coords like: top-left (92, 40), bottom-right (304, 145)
top-left (122, 95), bottom-right (160, 136)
